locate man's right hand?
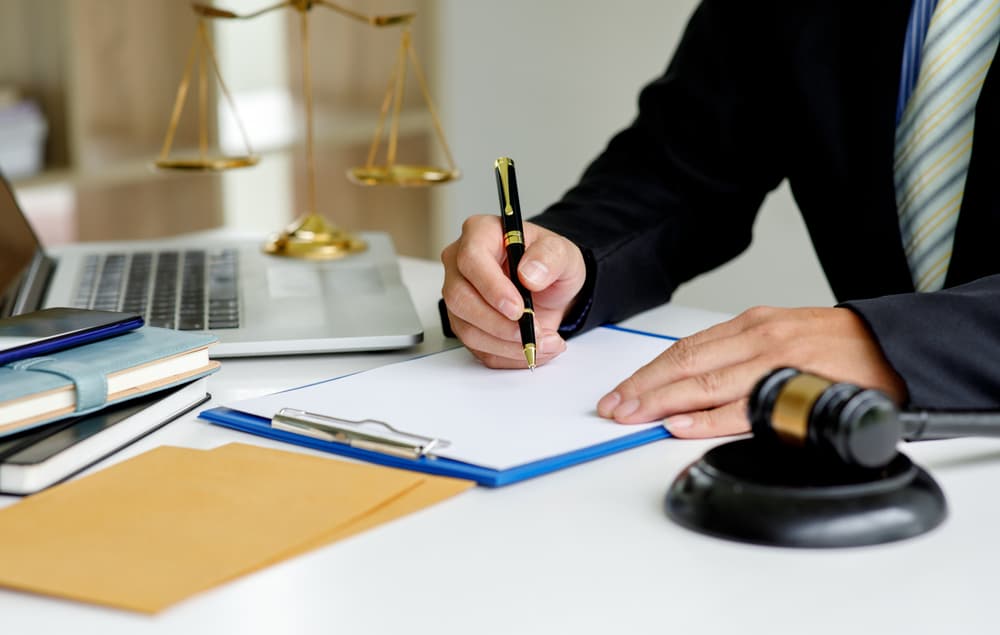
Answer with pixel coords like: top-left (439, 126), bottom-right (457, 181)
top-left (440, 215), bottom-right (587, 369)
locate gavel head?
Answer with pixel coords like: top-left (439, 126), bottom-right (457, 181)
top-left (747, 368), bottom-right (903, 469)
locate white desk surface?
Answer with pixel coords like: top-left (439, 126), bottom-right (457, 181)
top-left (2, 257), bottom-right (997, 635)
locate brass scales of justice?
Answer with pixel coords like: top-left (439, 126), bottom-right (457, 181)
top-left (155, 0), bottom-right (459, 259)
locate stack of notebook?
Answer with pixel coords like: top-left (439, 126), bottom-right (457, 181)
top-left (0, 322), bottom-right (220, 495)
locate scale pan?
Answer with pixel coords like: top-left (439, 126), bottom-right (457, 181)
top-left (348, 164), bottom-right (460, 187)
top-left (154, 155), bottom-right (260, 171)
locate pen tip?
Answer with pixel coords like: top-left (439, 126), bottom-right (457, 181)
top-left (523, 344), bottom-right (536, 372)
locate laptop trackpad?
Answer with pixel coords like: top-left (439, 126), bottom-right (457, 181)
top-left (266, 261), bottom-right (385, 298)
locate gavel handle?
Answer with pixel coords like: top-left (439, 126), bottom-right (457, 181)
top-left (901, 411), bottom-right (1000, 441)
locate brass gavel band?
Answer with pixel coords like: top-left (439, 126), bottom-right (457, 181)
top-left (504, 230), bottom-right (523, 247)
top-left (771, 372), bottom-right (833, 445)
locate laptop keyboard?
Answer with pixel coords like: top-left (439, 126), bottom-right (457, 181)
top-left (72, 250), bottom-right (241, 330)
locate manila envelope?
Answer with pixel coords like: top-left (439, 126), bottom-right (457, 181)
top-left (0, 442), bottom-right (473, 613)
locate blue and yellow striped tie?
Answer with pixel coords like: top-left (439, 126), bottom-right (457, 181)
top-left (895, 0), bottom-right (1000, 292)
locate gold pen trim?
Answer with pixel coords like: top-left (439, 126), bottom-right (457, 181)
top-left (495, 156), bottom-right (515, 216)
top-left (523, 343), bottom-right (536, 370)
top-left (504, 230), bottom-right (523, 247)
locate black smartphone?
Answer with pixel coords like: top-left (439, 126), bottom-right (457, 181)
top-left (0, 308), bottom-right (144, 365)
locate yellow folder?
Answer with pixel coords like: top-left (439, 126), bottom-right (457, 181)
top-left (0, 443), bottom-right (472, 613)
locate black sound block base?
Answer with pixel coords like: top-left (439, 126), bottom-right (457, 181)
top-left (665, 438), bottom-right (947, 548)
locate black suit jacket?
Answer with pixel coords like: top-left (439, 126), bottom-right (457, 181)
top-left (532, 0), bottom-right (1000, 409)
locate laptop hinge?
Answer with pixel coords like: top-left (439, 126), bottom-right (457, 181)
top-left (6, 250), bottom-right (55, 317)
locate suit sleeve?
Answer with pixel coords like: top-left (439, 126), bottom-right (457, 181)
top-left (532, 0), bottom-right (788, 333)
top-left (842, 275), bottom-right (1000, 410)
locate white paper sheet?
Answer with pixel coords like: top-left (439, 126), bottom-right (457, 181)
top-left (227, 327), bottom-right (675, 471)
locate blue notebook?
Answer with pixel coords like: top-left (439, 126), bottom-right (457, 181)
top-left (201, 325), bottom-right (676, 487)
top-left (0, 327), bottom-right (220, 438)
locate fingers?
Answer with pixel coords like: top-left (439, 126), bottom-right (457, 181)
top-left (662, 399), bottom-right (751, 439)
top-left (446, 216), bottom-right (524, 320)
top-left (442, 264), bottom-right (522, 343)
top-left (440, 217), bottom-right (524, 367)
top-left (469, 337), bottom-right (567, 369)
top-left (594, 305), bottom-right (907, 442)
top-left (448, 311), bottom-right (567, 366)
top-left (518, 228), bottom-right (587, 307)
top-left (441, 216), bottom-right (585, 368)
top-left (595, 306), bottom-right (806, 422)
top-left (603, 330), bottom-right (760, 408)
top-left (602, 358), bottom-right (767, 424)
top-left (442, 216), bottom-right (583, 325)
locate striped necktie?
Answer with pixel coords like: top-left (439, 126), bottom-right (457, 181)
top-left (895, 0), bottom-right (1000, 292)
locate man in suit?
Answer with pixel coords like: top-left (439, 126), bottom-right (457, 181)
top-left (440, 0), bottom-right (1000, 438)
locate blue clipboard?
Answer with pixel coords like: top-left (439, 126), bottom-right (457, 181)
top-left (200, 325), bottom-right (678, 488)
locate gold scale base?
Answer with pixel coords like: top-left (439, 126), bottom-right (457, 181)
top-left (263, 165), bottom-right (459, 260)
top-left (263, 213), bottom-right (367, 260)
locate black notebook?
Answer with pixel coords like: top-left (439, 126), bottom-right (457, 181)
top-left (0, 378), bottom-right (209, 495)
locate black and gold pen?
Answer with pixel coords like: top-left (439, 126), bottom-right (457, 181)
top-left (494, 157), bottom-right (536, 371)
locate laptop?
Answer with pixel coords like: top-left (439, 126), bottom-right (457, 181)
top-left (0, 174), bottom-right (423, 357)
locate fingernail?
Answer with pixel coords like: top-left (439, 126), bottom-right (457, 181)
top-left (665, 415), bottom-right (694, 432)
top-left (520, 260), bottom-right (548, 286)
top-left (614, 399), bottom-right (640, 419)
top-left (497, 298), bottom-right (521, 321)
top-left (597, 391), bottom-right (621, 416)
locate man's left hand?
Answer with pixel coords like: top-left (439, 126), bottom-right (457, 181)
top-left (595, 306), bottom-right (907, 438)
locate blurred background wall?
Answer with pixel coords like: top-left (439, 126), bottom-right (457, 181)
top-left (2, 0), bottom-right (834, 314)
top-left (430, 0), bottom-right (834, 314)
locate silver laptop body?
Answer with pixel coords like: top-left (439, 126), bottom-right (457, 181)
top-left (1, 175), bottom-right (423, 357)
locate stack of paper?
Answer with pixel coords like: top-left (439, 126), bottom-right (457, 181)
top-left (204, 325), bottom-right (675, 485)
top-left (0, 443), bottom-right (472, 613)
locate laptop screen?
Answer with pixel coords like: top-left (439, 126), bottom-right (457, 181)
top-left (0, 175), bottom-right (44, 316)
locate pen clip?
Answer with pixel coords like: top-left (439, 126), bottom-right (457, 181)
top-left (495, 157), bottom-right (515, 216)
top-left (270, 407), bottom-right (451, 460)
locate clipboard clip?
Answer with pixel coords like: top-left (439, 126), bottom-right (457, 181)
top-left (270, 408), bottom-right (451, 460)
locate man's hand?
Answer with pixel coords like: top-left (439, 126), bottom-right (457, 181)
top-left (596, 306), bottom-right (907, 437)
top-left (441, 215), bottom-right (587, 369)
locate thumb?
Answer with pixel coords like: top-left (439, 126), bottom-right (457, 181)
top-left (518, 226), bottom-right (586, 306)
